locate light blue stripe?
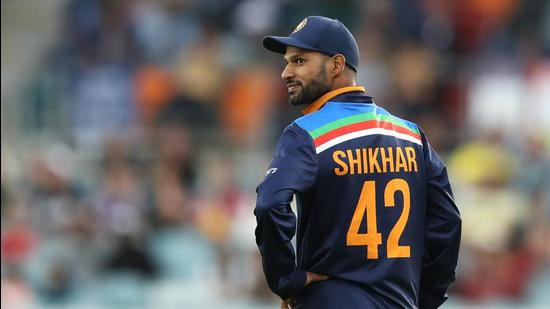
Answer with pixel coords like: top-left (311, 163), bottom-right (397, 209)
top-left (294, 103), bottom-right (376, 132)
top-left (294, 102), bottom-right (420, 136)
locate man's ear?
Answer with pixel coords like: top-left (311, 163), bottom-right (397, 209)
top-left (330, 54), bottom-right (346, 77)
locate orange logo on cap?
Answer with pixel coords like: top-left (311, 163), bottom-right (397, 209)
top-left (292, 18), bottom-right (307, 34)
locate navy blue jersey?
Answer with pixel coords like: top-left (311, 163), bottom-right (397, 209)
top-left (254, 87), bottom-right (461, 308)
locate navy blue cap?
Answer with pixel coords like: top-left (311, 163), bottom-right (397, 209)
top-left (263, 16), bottom-right (360, 72)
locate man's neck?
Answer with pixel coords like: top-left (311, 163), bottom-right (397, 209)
top-left (302, 85), bottom-right (366, 115)
top-left (330, 78), bottom-right (356, 91)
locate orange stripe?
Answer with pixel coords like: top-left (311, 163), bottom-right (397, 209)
top-left (314, 120), bottom-right (421, 147)
top-left (302, 86), bottom-right (366, 115)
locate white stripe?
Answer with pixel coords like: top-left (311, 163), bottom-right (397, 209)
top-left (315, 128), bottom-right (422, 154)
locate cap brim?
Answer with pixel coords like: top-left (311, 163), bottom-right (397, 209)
top-left (262, 36), bottom-right (320, 54)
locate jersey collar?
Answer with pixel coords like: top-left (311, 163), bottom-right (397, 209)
top-left (302, 86), bottom-right (366, 115)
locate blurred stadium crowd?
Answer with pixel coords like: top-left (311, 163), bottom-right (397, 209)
top-left (1, 0), bottom-right (549, 308)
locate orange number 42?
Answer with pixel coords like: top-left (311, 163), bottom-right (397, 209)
top-left (346, 179), bottom-right (411, 259)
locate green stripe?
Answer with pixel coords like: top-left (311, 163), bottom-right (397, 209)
top-left (310, 112), bottom-right (420, 138)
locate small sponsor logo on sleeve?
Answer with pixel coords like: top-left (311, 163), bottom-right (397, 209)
top-left (265, 168), bottom-right (278, 176)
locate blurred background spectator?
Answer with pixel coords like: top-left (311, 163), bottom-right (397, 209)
top-left (2, 0), bottom-right (549, 308)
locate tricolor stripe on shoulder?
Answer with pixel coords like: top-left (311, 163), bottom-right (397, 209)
top-left (295, 103), bottom-right (422, 154)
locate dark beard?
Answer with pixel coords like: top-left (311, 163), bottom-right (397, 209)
top-left (288, 67), bottom-right (330, 106)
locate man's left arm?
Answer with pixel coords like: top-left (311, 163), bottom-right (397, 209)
top-left (254, 123), bottom-right (318, 300)
top-left (418, 130), bottom-right (462, 309)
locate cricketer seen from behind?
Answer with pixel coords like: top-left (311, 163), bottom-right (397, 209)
top-left (254, 16), bottom-right (461, 309)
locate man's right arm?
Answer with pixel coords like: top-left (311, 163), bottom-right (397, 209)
top-left (254, 124), bottom-right (318, 300)
top-left (419, 132), bottom-right (462, 309)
